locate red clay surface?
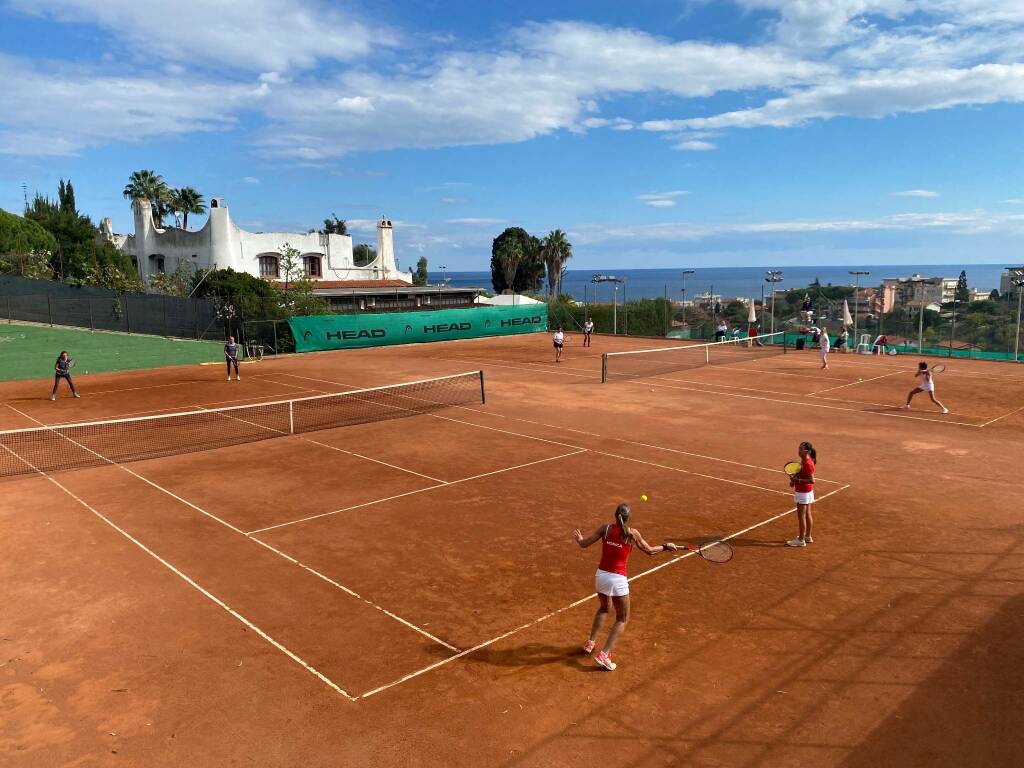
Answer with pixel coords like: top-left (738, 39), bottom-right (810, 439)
top-left (2, 333), bottom-right (1023, 767)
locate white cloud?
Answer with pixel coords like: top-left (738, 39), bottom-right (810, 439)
top-left (673, 139), bottom-right (717, 151)
top-left (893, 189), bottom-right (940, 197)
top-left (637, 191), bottom-right (689, 208)
top-left (242, 176), bottom-right (261, 184)
top-left (334, 96), bottom-right (374, 114)
top-left (0, 54), bottom-right (258, 156)
top-left (444, 217), bottom-right (507, 225)
top-left (1001, 198), bottom-right (1024, 204)
top-left (6, 0), bottom-right (387, 72)
top-left (645, 63), bottom-right (1024, 133)
top-left (440, 196), bottom-right (470, 204)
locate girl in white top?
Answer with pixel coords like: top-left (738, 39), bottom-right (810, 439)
top-left (583, 318), bottom-right (594, 347)
top-left (902, 362), bottom-right (948, 413)
top-left (553, 327), bottom-right (565, 363)
top-left (819, 328), bottom-right (830, 370)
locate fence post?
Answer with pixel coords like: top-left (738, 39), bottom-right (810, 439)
top-left (88, 299), bottom-right (94, 332)
top-left (5, 295), bottom-right (10, 323)
top-left (162, 295), bottom-right (168, 337)
top-left (194, 300), bottom-right (199, 339)
top-left (124, 295), bottom-right (131, 334)
top-left (47, 295), bottom-right (53, 326)
top-left (273, 320), bottom-right (278, 354)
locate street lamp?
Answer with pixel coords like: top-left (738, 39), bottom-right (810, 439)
top-left (592, 274), bottom-right (625, 334)
top-left (1013, 276), bottom-right (1024, 362)
top-left (765, 271), bottom-right (783, 336)
top-left (440, 265), bottom-right (447, 285)
top-left (680, 269), bottom-right (695, 327)
top-left (849, 270), bottom-right (870, 348)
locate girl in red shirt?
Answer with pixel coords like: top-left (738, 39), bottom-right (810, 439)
top-left (787, 441), bottom-right (817, 547)
top-left (573, 503), bottom-right (678, 671)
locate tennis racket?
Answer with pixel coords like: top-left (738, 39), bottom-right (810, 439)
top-left (67, 358), bottom-right (75, 369)
top-left (784, 460), bottom-right (802, 478)
top-left (681, 540), bottom-right (734, 563)
top-left (930, 363), bottom-right (946, 373)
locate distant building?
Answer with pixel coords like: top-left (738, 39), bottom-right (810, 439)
top-left (1000, 267), bottom-right (1024, 296)
top-left (881, 275), bottom-right (956, 312)
top-left (100, 197), bottom-right (411, 287)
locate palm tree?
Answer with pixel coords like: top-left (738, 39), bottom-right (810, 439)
top-left (171, 187), bottom-right (207, 230)
top-left (495, 238), bottom-right (524, 293)
top-left (123, 170), bottom-right (171, 227)
top-left (541, 229), bottom-right (573, 297)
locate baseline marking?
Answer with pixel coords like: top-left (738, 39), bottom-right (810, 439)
top-left (807, 369), bottom-right (904, 395)
top-left (979, 403), bottom-right (1024, 428)
top-left (356, 483), bottom-right (851, 699)
top-left (0, 441), bottom-right (354, 700)
top-left (5, 404), bottom-right (461, 654)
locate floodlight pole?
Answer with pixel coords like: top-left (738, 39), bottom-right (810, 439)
top-left (680, 269), bottom-right (695, 328)
top-left (1014, 277), bottom-right (1024, 361)
top-left (592, 274), bottom-right (625, 335)
top-left (849, 270), bottom-right (870, 347)
top-left (765, 271), bottom-right (783, 337)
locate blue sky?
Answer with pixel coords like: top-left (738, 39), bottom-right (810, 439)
top-left (1, 0), bottom-right (1023, 271)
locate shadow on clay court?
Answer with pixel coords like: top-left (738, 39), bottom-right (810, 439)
top-left (724, 537), bottom-right (789, 549)
top-left (440, 643), bottom-right (591, 670)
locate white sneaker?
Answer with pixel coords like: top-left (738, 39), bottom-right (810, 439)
top-left (786, 538), bottom-right (806, 547)
top-left (941, 408), bottom-right (949, 414)
top-left (236, 374), bottom-right (241, 380)
top-left (900, 404), bottom-right (909, 410)
top-left (227, 376), bottom-right (232, 381)
top-left (73, 393), bottom-right (81, 398)
top-left (50, 395), bottom-right (56, 401)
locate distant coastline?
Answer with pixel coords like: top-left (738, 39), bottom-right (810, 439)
top-left (432, 264), bottom-right (1009, 301)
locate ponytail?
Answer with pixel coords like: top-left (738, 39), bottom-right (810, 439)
top-left (800, 441), bottom-right (817, 463)
top-left (614, 502), bottom-right (633, 544)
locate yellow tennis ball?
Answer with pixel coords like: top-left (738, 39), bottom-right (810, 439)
top-left (640, 494), bottom-right (648, 502)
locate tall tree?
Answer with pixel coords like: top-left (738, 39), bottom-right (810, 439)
top-left (541, 229), bottom-right (573, 297)
top-left (954, 270), bottom-right (970, 303)
top-left (353, 243), bottom-right (377, 266)
top-left (494, 238), bottom-right (523, 292)
top-left (170, 187), bottom-right (207, 230)
top-left (319, 214), bottom-right (347, 235)
top-left (490, 227), bottom-right (541, 293)
top-left (414, 256), bottom-right (429, 286)
top-left (123, 170), bottom-right (172, 227)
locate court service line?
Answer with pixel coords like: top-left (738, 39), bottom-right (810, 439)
top-left (248, 448), bottom-right (589, 534)
top-left (979, 403), bottom-right (1024, 428)
top-left (807, 369), bottom-right (904, 395)
top-left (266, 369), bottom-right (845, 486)
top-left (0, 441), bottom-right (354, 700)
top-left (5, 405), bottom-right (462, 654)
top-left (356, 483), bottom-right (852, 700)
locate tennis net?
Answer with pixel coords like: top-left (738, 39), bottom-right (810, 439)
top-left (0, 371), bottom-right (485, 479)
top-left (601, 333), bottom-right (786, 382)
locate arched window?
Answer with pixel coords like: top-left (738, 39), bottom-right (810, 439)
top-left (258, 254), bottom-right (280, 278)
top-left (303, 254), bottom-right (322, 278)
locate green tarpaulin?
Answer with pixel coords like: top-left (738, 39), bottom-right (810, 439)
top-left (289, 304), bottom-right (548, 352)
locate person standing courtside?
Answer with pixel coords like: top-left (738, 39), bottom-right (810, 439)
top-left (225, 336), bottom-right (241, 381)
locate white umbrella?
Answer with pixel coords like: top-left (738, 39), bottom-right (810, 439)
top-left (842, 299), bottom-right (854, 327)
top-left (747, 298), bottom-right (757, 324)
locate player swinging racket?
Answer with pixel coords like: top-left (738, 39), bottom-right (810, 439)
top-left (225, 336), bottom-right (241, 381)
top-left (583, 317), bottom-right (594, 347)
top-left (573, 503), bottom-right (679, 671)
top-left (785, 442), bottom-right (817, 547)
top-left (902, 362), bottom-right (948, 413)
top-left (50, 351), bottom-right (80, 400)
top-left (553, 327), bottom-right (565, 363)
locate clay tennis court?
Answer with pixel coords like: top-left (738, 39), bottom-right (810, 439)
top-left (2, 333), bottom-right (1022, 766)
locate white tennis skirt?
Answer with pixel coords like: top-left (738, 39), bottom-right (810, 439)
top-left (794, 489), bottom-right (815, 505)
top-left (595, 569), bottom-right (629, 597)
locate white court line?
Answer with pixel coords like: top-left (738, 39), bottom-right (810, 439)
top-left (979, 403), bottom-right (1024, 428)
top-left (249, 448), bottom-right (589, 534)
top-left (808, 369), bottom-right (904, 395)
top-left (5, 404), bottom-right (461, 654)
top-left (356, 483), bottom-right (852, 700)
top-left (425, 353), bottom-right (984, 428)
top-left (0, 441), bottom-right (354, 700)
top-left (269, 370), bottom-right (847, 486)
top-left (300, 437), bottom-right (447, 483)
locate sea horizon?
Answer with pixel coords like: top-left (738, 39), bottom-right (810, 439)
top-left (431, 263), bottom-right (1012, 302)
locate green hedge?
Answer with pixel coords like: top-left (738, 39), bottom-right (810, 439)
top-left (548, 297), bottom-right (672, 337)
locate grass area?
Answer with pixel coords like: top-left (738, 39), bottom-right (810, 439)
top-left (0, 322), bottom-right (225, 381)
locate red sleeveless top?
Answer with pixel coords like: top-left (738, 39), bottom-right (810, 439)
top-left (598, 524), bottom-right (633, 576)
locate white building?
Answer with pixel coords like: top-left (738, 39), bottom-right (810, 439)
top-left (1000, 267), bottom-right (1024, 296)
top-left (100, 197), bottom-right (411, 286)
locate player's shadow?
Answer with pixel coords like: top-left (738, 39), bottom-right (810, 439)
top-left (467, 643), bottom-right (596, 670)
top-left (727, 537), bottom-right (788, 548)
